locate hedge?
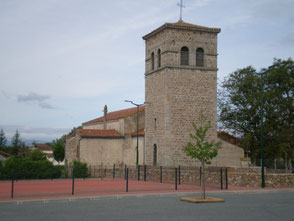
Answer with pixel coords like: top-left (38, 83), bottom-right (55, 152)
top-left (0, 157), bottom-right (63, 180)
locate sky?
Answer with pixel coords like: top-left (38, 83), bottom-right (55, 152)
top-left (0, 0), bottom-right (293, 143)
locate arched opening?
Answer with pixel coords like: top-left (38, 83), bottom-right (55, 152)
top-left (153, 144), bottom-right (157, 166)
top-left (158, 49), bottom-right (161, 68)
top-left (196, 48), bottom-right (204, 67)
top-left (180, 46), bottom-right (189, 65)
top-left (151, 52), bottom-right (155, 70)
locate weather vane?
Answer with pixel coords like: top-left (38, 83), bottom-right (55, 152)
top-left (177, 0), bottom-right (185, 21)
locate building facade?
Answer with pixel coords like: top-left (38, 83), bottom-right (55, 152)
top-left (65, 20), bottom-right (244, 168)
top-left (144, 21), bottom-right (242, 167)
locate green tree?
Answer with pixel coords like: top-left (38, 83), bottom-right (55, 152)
top-left (28, 149), bottom-right (47, 161)
top-left (11, 130), bottom-right (22, 155)
top-left (51, 135), bottom-right (66, 164)
top-left (18, 141), bottom-right (30, 158)
top-left (218, 58), bottom-right (294, 162)
top-left (184, 113), bottom-right (222, 199)
top-left (0, 129), bottom-right (7, 150)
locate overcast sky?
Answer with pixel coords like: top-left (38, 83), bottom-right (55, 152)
top-left (0, 0), bottom-right (293, 142)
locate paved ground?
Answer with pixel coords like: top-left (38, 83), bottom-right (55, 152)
top-left (1, 190), bottom-right (294, 221)
top-left (1, 178), bottom-right (264, 201)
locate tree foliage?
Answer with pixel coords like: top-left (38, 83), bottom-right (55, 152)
top-left (184, 113), bottom-right (222, 198)
top-left (11, 130), bottom-right (22, 155)
top-left (0, 129), bottom-right (7, 149)
top-left (51, 135), bottom-right (66, 163)
top-left (218, 58), bottom-right (294, 160)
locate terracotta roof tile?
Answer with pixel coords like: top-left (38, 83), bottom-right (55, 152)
top-left (143, 20), bottom-right (221, 40)
top-left (76, 129), bottom-right (123, 138)
top-left (0, 151), bottom-right (10, 158)
top-left (35, 144), bottom-right (52, 151)
top-left (131, 129), bottom-right (145, 137)
top-left (217, 131), bottom-right (240, 146)
top-left (83, 106), bottom-right (145, 126)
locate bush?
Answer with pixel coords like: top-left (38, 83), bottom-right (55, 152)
top-left (72, 161), bottom-right (89, 178)
top-left (0, 161), bottom-right (4, 179)
top-left (1, 157), bottom-right (62, 180)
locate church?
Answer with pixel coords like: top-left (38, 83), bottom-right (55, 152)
top-left (65, 20), bottom-right (244, 168)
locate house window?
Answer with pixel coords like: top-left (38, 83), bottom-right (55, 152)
top-left (196, 48), bottom-right (204, 67)
top-left (158, 49), bottom-right (161, 68)
top-left (151, 52), bottom-right (155, 70)
top-left (153, 144), bottom-right (157, 166)
top-left (180, 46), bottom-right (189, 65)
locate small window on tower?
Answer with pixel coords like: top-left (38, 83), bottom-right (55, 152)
top-left (158, 49), bottom-right (161, 68)
top-left (153, 144), bottom-right (157, 166)
top-left (151, 52), bottom-right (155, 70)
top-left (180, 46), bottom-right (189, 65)
top-left (196, 48), bottom-right (204, 67)
top-left (154, 118), bottom-right (157, 130)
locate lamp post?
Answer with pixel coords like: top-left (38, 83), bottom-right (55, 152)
top-left (125, 100), bottom-right (145, 166)
top-left (257, 64), bottom-right (277, 188)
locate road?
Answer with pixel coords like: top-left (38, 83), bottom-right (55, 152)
top-left (1, 190), bottom-right (294, 221)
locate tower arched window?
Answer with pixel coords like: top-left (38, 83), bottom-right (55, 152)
top-left (153, 144), bottom-right (157, 166)
top-left (158, 49), bottom-right (161, 68)
top-left (180, 46), bottom-right (189, 65)
top-left (151, 52), bottom-right (155, 70)
top-left (196, 48), bottom-right (204, 67)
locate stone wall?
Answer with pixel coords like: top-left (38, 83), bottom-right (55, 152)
top-left (144, 23), bottom-right (226, 167)
top-left (116, 165), bottom-right (294, 188)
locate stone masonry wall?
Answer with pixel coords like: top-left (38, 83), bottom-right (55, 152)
top-left (116, 165), bottom-right (294, 188)
top-left (145, 24), bottom-right (224, 167)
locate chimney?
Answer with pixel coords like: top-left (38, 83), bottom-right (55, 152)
top-left (103, 105), bottom-right (108, 129)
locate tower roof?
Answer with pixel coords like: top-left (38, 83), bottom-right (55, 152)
top-left (143, 20), bottom-right (221, 40)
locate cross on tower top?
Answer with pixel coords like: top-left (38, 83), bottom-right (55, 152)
top-left (177, 0), bottom-right (185, 21)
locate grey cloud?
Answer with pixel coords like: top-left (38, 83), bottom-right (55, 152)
top-left (17, 92), bottom-right (55, 109)
top-left (0, 125), bottom-right (71, 141)
top-left (281, 34), bottom-right (294, 46)
top-left (1, 90), bottom-right (11, 99)
top-left (39, 102), bottom-right (54, 109)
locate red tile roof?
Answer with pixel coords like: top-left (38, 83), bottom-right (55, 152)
top-left (76, 129), bottom-right (123, 138)
top-left (143, 20), bottom-right (221, 40)
top-left (35, 144), bottom-right (52, 151)
top-left (131, 129), bottom-right (145, 137)
top-left (0, 151), bottom-right (10, 158)
top-left (83, 106), bottom-right (145, 126)
top-left (217, 131), bottom-right (240, 146)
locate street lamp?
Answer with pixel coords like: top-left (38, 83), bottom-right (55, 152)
top-left (124, 100), bottom-right (145, 166)
top-left (257, 64), bottom-right (277, 188)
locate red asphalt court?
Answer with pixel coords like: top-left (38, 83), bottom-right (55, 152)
top-left (0, 178), bottom-right (293, 202)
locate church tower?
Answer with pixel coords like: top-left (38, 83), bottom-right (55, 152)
top-left (143, 20), bottom-right (221, 167)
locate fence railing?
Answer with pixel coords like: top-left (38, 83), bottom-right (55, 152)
top-left (3, 164), bottom-right (229, 199)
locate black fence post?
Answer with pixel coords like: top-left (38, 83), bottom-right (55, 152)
top-left (200, 167), bottom-right (202, 186)
top-left (125, 165), bottom-right (127, 180)
top-left (160, 166), bottom-right (162, 183)
top-left (72, 168), bottom-right (75, 195)
top-left (144, 165), bottom-right (146, 181)
top-left (175, 168), bottom-right (178, 190)
top-left (225, 168), bottom-right (228, 190)
top-left (126, 168), bottom-right (129, 192)
top-left (138, 165), bottom-right (140, 181)
top-left (220, 168), bottom-right (223, 190)
top-left (113, 164), bottom-right (115, 179)
top-left (11, 176), bottom-right (14, 199)
top-left (178, 165), bottom-right (181, 185)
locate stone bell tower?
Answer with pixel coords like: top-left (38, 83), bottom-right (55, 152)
top-left (143, 20), bottom-right (221, 167)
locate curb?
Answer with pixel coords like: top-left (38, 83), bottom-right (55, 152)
top-left (0, 188), bottom-right (294, 205)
